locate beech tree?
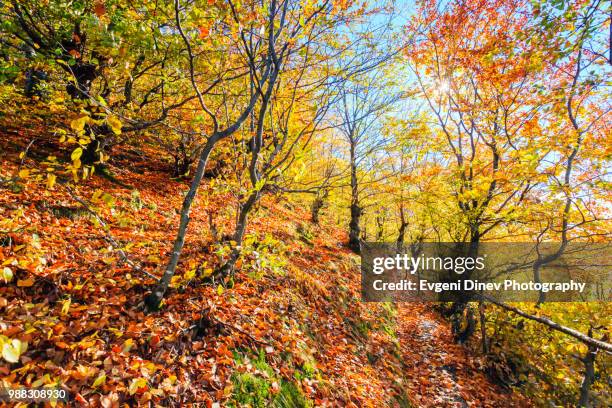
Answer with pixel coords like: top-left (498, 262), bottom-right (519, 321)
top-left (406, 0), bottom-right (559, 340)
top-left (146, 0), bottom-right (368, 310)
top-left (527, 0), bottom-right (611, 310)
top-left (334, 71), bottom-right (400, 251)
top-left (1, 0), bottom-right (199, 167)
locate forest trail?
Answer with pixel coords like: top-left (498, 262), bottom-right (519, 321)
top-left (395, 304), bottom-right (531, 407)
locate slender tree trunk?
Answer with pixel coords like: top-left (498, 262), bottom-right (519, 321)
top-left (348, 143), bottom-right (361, 252)
top-left (451, 223), bottom-right (480, 342)
top-left (216, 46), bottom-right (279, 277)
top-left (533, 257), bottom-right (547, 305)
top-left (479, 301), bottom-right (489, 354)
top-left (145, 136), bottom-right (217, 311)
top-left (396, 222), bottom-right (408, 244)
top-left (396, 205), bottom-right (408, 250)
top-left (311, 189), bottom-right (327, 224)
top-left (349, 203), bottom-right (361, 251)
top-left (312, 196), bottom-right (323, 224)
top-left (376, 212), bottom-right (384, 241)
top-left (218, 191), bottom-right (259, 277)
top-left (578, 343), bottom-right (597, 407)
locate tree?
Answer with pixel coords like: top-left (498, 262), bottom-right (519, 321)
top-left (1, 0), bottom-right (198, 166)
top-left (383, 116), bottom-right (432, 247)
top-left (528, 0), bottom-right (611, 307)
top-left (406, 0), bottom-right (558, 340)
top-left (146, 0), bottom-right (366, 310)
top-left (334, 70), bottom-right (400, 251)
top-left (216, 0), bottom-right (360, 275)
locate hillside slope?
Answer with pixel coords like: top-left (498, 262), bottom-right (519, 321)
top-left (0, 130), bottom-right (530, 407)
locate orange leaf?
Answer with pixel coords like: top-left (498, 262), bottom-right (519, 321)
top-left (94, 2), bottom-right (106, 17)
top-left (150, 335), bottom-right (160, 347)
top-left (198, 26), bottom-right (209, 39)
top-left (17, 278), bottom-right (34, 287)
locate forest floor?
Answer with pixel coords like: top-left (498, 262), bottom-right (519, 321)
top-left (0, 126), bottom-right (531, 407)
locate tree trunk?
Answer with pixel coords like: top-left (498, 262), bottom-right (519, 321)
top-left (376, 212), bottom-right (384, 241)
top-left (450, 224), bottom-right (480, 342)
top-left (533, 258), bottom-right (547, 305)
top-left (349, 203), bottom-right (361, 252)
top-left (311, 189), bottom-right (327, 224)
top-left (145, 136), bottom-right (217, 311)
top-left (311, 196), bottom-right (323, 224)
top-left (24, 68), bottom-right (48, 98)
top-left (479, 301), bottom-right (489, 354)
top-left (348, 143), bottom-right (361, 252)
top-left (218, 191), bottom-right (259, 277)
top-left (396, 206), bottom-right (408, 249)
top-left (396, 221), bottom-right (408, 247)
top-left (578, 334), bottom-right (597, 407)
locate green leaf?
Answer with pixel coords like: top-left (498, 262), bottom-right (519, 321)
top-left (2, 267), bottom-right (13, 282)
top-left (2, 339), bottom-right (27, 363)
top-left (102, 193), bottom-right (115, 207)
top-left (92, 372), bottom-right (107, 388)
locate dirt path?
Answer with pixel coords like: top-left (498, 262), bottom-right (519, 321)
top-left (396, 304), bottom-right (531, 407)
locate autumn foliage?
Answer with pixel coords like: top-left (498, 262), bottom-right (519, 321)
top-left (0, 0), bottom-right (610, 407)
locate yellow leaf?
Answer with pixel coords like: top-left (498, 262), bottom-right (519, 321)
top-left (107, 115), bottom-right (122, 135)
top-left (47, 173), bottom-right (57, 189)
top-left (61, 298), bottom-right (71, 315)
top-left (71, 147), bottom-right (83, 162)
top-left (129, 377), bottom-right (148, 395)
top-left (102, 193), bottom-right (114, 206)
top-left (2, 343), bottom-right (19, 363)
top-left (92, 190), bottom-right (103, 202)
top-left (184, 269), bottom-right (196, 281)
top-left (122, 338), bottom-right (134, 353)
top-left (170, 275), bottom-right (181, 288)
top-left (70, 116), bottom-right (88, 133)
top-left (78, 340), bottom-right (96, 350)
top-left (18, 169), bottom-right (30, 179)
top-left (217, 284), bottom-right (224, 295)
